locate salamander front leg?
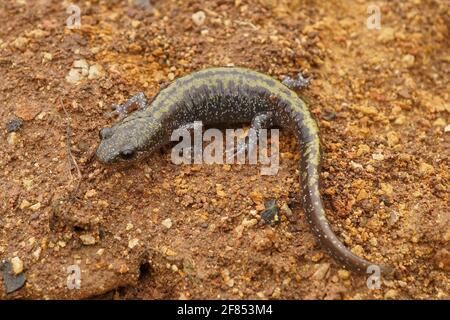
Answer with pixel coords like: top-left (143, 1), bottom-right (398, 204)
top-left (111, 92), bottom-right (149, 119)
top-left (282, 72), bottom-right (311, 89)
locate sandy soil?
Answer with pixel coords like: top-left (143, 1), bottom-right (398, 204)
top-left (0, 0), bottom-right (449, 299)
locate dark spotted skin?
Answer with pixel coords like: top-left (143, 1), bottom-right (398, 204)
top-left (96, 67), bottom-right (391, 274)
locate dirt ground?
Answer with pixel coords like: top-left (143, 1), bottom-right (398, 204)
top-left (0, 0), bottom-right (449, 300)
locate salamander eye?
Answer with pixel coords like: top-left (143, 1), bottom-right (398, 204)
top-left (120, 148), bottom-right (135, 160)
top-left (99, 127), bottom-right (113, 140)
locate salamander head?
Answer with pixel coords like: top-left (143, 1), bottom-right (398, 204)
top-left (96, 115), bottom-right (162, 164)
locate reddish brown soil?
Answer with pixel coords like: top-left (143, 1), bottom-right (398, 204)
top-left (0, 0), bottom-right (449, 299)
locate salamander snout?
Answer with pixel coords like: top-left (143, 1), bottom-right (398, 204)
top-left (96, 122), bottom-right (144, 163)
top-left (96, 115), bottom-right (163, 164)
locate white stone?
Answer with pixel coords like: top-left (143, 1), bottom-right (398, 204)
top-left (80, 234), bottom-right (96, 245)
top-left (88, 64), bottom-right (104, 80)
top-left (65, 68), bottom-right (83, 84)
top-left (192, 11), bottom-right (206, 26)
top-left (162, 218), bottom-right (173, 229)
top-left (128, 238), bottom-right (139, 249)
top-left (11, 256), bottom-right (24, 275)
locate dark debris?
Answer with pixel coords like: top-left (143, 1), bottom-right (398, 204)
top-left (260, 199), bottom-right (280, 225)
top-left (1, 260), bottom-right (26, 294)
top-left (5, 118), bottom-right (23, 133)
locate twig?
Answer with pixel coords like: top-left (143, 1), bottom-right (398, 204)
top-left (234, 20), bottom-right (259, 31)
top-left (61, 98), bottom-right (82, 199)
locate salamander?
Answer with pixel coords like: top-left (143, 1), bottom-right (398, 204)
top-left (96, 67), bottom-right (391, 274)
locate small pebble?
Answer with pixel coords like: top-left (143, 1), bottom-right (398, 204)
top-left (19, 199), bottom-right (31, 210)
top-left (312, 263), bottom-right (330, 280)
top-left (351, 245), bottom-right (364, 256)
top-left (12, 36), bottom-right (29, 50)
top-left (271, 287), bottom-right (281, 299)
top-left (444, 229), bottom-right (450, 242)
top-left (6, 118), bottom-right (23, 133)
top-left (357, 144), bottom-right (370, 156)
top-left (372, 153), bottom-right (384, 161)
top-left (27, 29), bottom-right (48, 39)
top-left (433, 118), bottom-right (446, 127)
top-left (73, 59), bottom-right (89, 73)
top-left (88, 64), bottom-right (104, 80)
top-left (398, 88), bottom-right (410, 99)
top-left (241, 218), bottom-right (257, 228)
top-left (84, 189), bottom-right (97, 199)
top-left (42, 52), bottom-right (53, 61)
top-left (280, 203), bottom-right (293, 217)
top-left (419, 162), bottom-right (434, 175)
top-left (119, 264), bottom-right (129, 274)
top-left (11, 257), bottom-right (24, 275)
top-left (380, 183), bottom-right (393, 197)
top-left (66, 59), bottom-right (91, 84)
top-left (131, 20), bottom-right (141, 28)
top-left (434, 249), bottom-right (450, 271)
top-left (350, 161), bottom-right (363, 170)
top-left (386, 132), bottom-right (399, 147)
top-left (377, 27), bottom-right (395, 43)
top-left (389, 211), bottom-right (399, 225)
top-left (23, 179), bottom-right (33, 190)
top-left (32, 247), bottom-right (41, 260)
top-left (126, 223), bottom-right (134, 231)
top-left (249, 191), bottom-right (263, 204)
top-left (29, 202), bottom-right (41, 211)
top-left (221, 269), bottom-right (234, 288)
top-left (356, 189), bottom-right (369, 201)
top-left (216, 189), bottom-right (226, 197)
top-left (58, 241), bottom-right (66, 248)
top-left (401, 54), bottom-right (415, 68)
top-left (7, 132), bottom-right (19, 145)
top-left (384, 289), bottom-right (398, 300)
top-left (80, 234), bottom-right (96, 245)
top-left (444, 124), bottom-right (450, 133)
top-left (65, 68), bottom-right (83, 84)
top-left (128, 238), bottom-right (139, 249)
top-left (192, 11), bottom-right (206, 26)
top-left (337, 269), bottom-right (350, 280)
top-left (162, 218), bottom-right (173, 229)
top-left (256, 291), bottom-right (266, 299)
